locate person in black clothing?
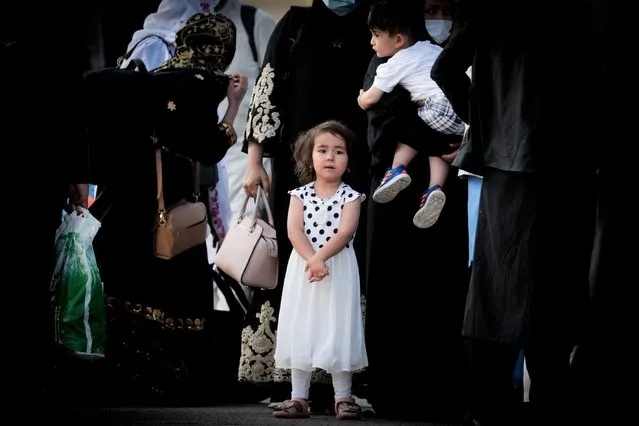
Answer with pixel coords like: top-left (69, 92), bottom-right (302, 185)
top-left (432, 1), bottom-right (598, 424)
top-left (570, 0), bottom-right (632, 423)
top-left (85, 12), bottom-right (247, 404)
top-left (362, 1), bottom-right (469, 422)
top-left (0, 4), bottom-right (91, 410)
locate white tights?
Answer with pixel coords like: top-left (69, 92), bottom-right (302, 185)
top-left (290, 368), bottom-right (352, 401)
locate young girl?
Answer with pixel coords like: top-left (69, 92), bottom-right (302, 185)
top-left (272, 121), bottom-right (368, 420)
top-left (357, 0), bottom-right (464, 228)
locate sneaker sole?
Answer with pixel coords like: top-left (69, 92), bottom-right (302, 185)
top-left (372, 174), bottom-right (412, 203)
top-left (413, 190), bottom-right (446, 228)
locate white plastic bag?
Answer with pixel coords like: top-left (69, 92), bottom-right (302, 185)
top-left (50, 208), bottom-right (106, 357)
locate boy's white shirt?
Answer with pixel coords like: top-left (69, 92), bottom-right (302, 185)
top-left (373, 40), bottom-right (443, 101)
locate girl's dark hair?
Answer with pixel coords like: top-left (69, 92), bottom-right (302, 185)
top-left (293, 120), bottom-right (356, 184)
top-left (368, 0), bottom-right (424, 43)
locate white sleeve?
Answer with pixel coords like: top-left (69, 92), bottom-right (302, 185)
top-left (288, 185), bottom-right (306, 202)
top-left (254, 9), bottom-right (277, 66)
top-left (372, 54), bottom-right (411, 93)
top-left (341, 186), bottom-right (366, 203)
top-left (120, 38), bottom-right (173, 71)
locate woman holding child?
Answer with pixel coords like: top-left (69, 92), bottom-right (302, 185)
top-left (362, 0), bottom-right (470, 422)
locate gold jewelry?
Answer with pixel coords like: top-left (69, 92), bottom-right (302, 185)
top-left (220, 121), bottom-right (237, 146)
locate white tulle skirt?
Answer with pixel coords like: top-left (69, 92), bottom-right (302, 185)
top-left (274, 247), bottom-right (368, 373)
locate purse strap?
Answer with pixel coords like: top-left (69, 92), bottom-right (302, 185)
top-left (154, 142), bottom-right (201, 224)
top-left (124, 62), bottom-right (201, 224)
top-left (238, 185), bottom-right (274, 228)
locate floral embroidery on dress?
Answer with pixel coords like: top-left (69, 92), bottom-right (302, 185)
top-left (245, 63), bottom-right (281, 144)
top-left (208, 186), bottom-right (226, 243)
top-left (238, 301), bottom-right (277, 382)
top-left (237, 299), bottom-right (339, 385)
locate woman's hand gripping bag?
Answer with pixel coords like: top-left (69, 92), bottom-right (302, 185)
top-left (50, 208), bottom-right (106, 357)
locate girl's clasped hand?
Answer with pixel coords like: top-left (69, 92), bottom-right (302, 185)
top-left (304, 255), bottom-right (329, 283)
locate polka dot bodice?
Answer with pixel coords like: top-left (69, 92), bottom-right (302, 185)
top-left (289, 182), bottom-right (365, 251)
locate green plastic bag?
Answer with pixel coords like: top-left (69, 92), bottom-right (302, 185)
top-left (51, 208), bottom-right (106, 357)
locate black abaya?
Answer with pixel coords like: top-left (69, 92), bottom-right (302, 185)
top-left (363, 55), bottom-right (470, 422)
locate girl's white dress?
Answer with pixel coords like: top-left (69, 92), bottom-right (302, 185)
top-left (274, 182), bottom-right (368, 374)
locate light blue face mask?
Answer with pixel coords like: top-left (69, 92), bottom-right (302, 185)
top-left (322, 0), bottom-right (356, 13)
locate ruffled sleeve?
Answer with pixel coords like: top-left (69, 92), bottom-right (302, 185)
top-left (287, 184), bottom-right (308, 202)
top-left (341, 185), bottom-right (366, 204)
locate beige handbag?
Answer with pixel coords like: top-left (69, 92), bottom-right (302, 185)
top-left (215, 186), bottom-right (278, 290)
top-left (153, 147), bottom-right (208, 260)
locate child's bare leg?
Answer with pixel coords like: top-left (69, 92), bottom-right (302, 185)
top-left (428, 155), bottom-right (450, 188)
top-left (392, 143), bottom-right (418, 168)
top-left (372, 143), bottom-right (416, 203)
top-left (413, 155), bottom-right (449, 229)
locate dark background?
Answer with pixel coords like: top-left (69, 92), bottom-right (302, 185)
top-left (87, 0), bottom-right (163, 69)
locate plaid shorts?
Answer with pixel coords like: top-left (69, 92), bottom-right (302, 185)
top-left (418, 92), bottom-right (465, 136)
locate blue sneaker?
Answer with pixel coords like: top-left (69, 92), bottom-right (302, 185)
top-left (372, 165), bottom-right (412, 203)
top-left (413, 185), bottom-right (446, 228)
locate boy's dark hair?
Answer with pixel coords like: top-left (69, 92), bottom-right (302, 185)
top-left (368, 0), bottom-right (425, 43)
top-left (293, 120), bottom-right (356, 184)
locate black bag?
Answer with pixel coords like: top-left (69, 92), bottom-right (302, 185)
top-left (84, 57), bottom-right (230, 187)
top-left (84, 58), bottom-right (153, 186)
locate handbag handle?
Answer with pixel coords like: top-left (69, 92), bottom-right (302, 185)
top-left (238, 185), bottom-right (274, 229)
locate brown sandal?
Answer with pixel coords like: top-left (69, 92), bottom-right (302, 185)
top-left (268, 401), bottom-right (285, 410)
top-left (272, 399), bottom-right (310, 419)
top-left (335, 399), bottom-right (362, 420)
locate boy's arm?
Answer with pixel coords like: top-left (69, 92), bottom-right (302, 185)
top-left (359, 58), bottom-right (406, 110)
top-left (358, 86), bottom-right (384, 110)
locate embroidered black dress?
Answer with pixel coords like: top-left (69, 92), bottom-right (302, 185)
top-left (238, 0), bottom-right (374, 400)
top-left (85, 66), bottom-right (233, 404)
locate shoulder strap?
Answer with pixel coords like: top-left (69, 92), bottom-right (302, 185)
top-left (126, 58), bottom-right (148, 73)
top-left (155, 144), bottom-right (201, 215)
top-left (240, 4), bottom-right (258, 63)
top-left (211, 268), bottom-right (250, 317)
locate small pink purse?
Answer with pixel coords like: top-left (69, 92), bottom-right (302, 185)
top-left (215, 186), bottom-right (278, 290)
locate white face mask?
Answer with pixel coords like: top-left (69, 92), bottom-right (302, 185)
top-left (425, 19), bottom-right (453, 45)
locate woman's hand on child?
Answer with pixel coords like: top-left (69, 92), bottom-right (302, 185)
top-left (441, 143), bottom-right (461, 164)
